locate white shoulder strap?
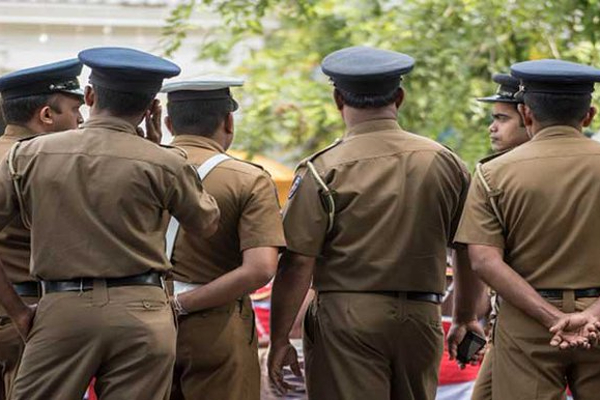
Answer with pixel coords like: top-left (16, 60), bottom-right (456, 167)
top-left (165, 153), bottom-right (231, 260)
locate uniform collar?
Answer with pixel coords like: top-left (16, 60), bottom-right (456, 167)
top-left (345, 118), bottom-right (402, 137)
top-left (80, 115), bottom-right (138, 134)
top-left (171, 134), bottom-right (225, 153)
top-left (531, 125), bottom-right (583, 142)
top-left (2, 124), bottom-right (36, 140)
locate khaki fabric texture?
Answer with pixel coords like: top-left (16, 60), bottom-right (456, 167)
top-left (0, 296), bottom-right (38, 400)
top-left (169, 135), bottom-right (285, 284)
top-left (11, 286), bottom-right (176, 400)
top-left (471, 344), bottom-right (493, 400)
top-left (171, 295), bottom-right (259, 400)
top-left (0, 317), bottom-right (23, 400)
top-left (283, 119), bottom-right (470, 293)
top-left (0, 116), bottom-right (219, 280)
top-left (0, 125), bottom-right (37, 286)
top-left (303, 292), bottom-right (443, 400)
top-left (455, 125), bottom-right (600, 289)
top-left (493, 298), bottom-right (600, 400)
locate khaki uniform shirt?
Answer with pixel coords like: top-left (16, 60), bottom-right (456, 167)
top-left (0, 116), bottom-right (219, 280)
top-left (170, 135), bottom-right (285, 284)
top-left (283, 119), bottom-right (470, 294)
top-left (455, 125), bottom-right (600, 289)
top-left (0, 125), bottom-right (37, 284)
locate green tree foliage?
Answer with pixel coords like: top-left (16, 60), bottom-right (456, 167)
top-left (160, 0), bottom-right (600, 167)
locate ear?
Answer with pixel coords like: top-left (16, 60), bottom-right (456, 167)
top-left (517, 103), bottom-right (533, 127)
top-left (165, 115), bottom-right (174, 135)
top-left (582, 106), bottom-right (597, 127)
top-left (224, 112), bottom-right (234, 134)
top-left (333, 89), bottom-right (344, 111)
top-left (38, 105), bottom-right (54, 126)
top-left (84, 86), bottom-right (94, 107)
top-left (395, 88), bottom-right (405, 108)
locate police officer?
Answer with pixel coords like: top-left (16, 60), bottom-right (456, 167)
top-left (268, 46), bottom-right (485, 400)
top-left (161, 78), bottom-right (285, 400)
top-left (478, 73), bottom-right (529, 153)
top-left (455, 59), bottom-right (600, 399)
top-left (470, 72), bottom-right (528, 400)
top-left (0, 58), bottom-right (84, 400)
top-left (0, 47), bottom-right (220, 400)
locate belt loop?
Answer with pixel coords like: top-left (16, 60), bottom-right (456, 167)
top-left (92, 279), bottom-right (109, 307)
top-left (563, 290), bottom-right (576, 313)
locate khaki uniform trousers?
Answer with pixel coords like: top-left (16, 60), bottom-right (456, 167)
top-left (304, 292), bottom-right (444, 400)
top-left (471, 344), bottom-right (493, 400)
top-left (11, 284), bottom-right (176, 400)
top-left (493, 294), bottom-right (600, 400)
top-left (0, 296), bottom-right (38, 400)
top-left (170, 295), bottom-right (259, 400)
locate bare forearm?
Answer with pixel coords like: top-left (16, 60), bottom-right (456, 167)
top-left (270, 251), bottom-right (314, 346)
top-left (469, 244), bottom-right (562, 328)
top-left (452, 246), bottom-right (486, 323)
top-left (178, 247), bottom-right (277, 312)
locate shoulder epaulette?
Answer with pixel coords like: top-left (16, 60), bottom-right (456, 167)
top-left (160, 144), bottom-right (188, 159)
top-left (296, 138), bottom-right (343, 172)
top-left (478, 149), bottom-right (511, 165)
top-left (16, 134), bottom-right (38, 143)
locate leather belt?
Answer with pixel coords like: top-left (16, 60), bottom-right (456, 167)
top-left (13, 281), bottom-right (41, 297)
top-left (537, 288), bottom-right (600, 300)
top-left (42, 271), bottom-right (163, 294)
top-left (379, 291), bottom-right (443, 304)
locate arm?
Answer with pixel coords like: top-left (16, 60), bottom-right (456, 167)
top-left (268, 250), bottom-right (315, 394)
top-left (168, 164), bottom-right (220, 238)
top-left (447, 245), bottom-right (487, 363)
top-left (0, 260), bottom-right (34, 340)
top-left (176, 246), bottom-right (278, 312)
top-left (469, 244), bottom-right (594, 348)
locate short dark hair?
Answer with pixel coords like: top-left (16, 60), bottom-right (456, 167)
top-left (1, 94), bottom-right (59, 125)
top-left (167, 99), bottom-right (230, 137)
top-left (524, 92), bottom-right (592, 127)
top-left (335, 87), bottom-right (401, 109)
top-left (93, 85), bottom-right (155, 117)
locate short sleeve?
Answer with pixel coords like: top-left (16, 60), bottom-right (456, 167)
top-left (453, 169), bottom-right (505, 248)
top-left (238, 173), bottom-right (286, 250)
top-left (282, 165), bottom-right (328, 257)
top-left (0, 151), bottom-right (20, 231)
top-left (167, 164), bottom-right (220, 237)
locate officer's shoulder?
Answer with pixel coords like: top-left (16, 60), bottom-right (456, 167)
top-left (296, 138), bottom-right (343, 171)
top-left (477, 149), bottom-right (511, 166)
top-left (221, 153), bottom-right (272, 178)
top-left (159, 143), bottom-right (188, 160)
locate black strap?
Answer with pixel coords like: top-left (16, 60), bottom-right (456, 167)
top-left (42, 271), bottom-right (163, 294)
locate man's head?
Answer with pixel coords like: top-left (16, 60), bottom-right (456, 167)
top-left (0, 58), bottom-right (84, 133)
top-left (321, 46), bottom-right (414, 120)
top-left (477, 73), bottom-right (528, 152)
top-left (162, 78), bottom-right (243, 150)
top-left (511, 59), bottom-right (600, 133)
top-left (78, 47), bottom-right (180, 122)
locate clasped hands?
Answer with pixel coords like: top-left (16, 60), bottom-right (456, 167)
top-left (549, 310), bottom-right (600, 350)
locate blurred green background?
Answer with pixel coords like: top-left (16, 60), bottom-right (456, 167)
top-left (160, 0), bottom-right (600, 168)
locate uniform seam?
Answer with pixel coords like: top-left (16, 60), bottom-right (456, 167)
top-left (15, 151), bottom-right (184, 176)
top-left (315, 148), bottom-right (447, 171)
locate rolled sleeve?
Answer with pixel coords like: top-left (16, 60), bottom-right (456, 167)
top-left (282, 167), bottom-right (328, 257)
top-left (454, 173), bottom-right (505, 248)
top-left (238, 173), bottom-right (286, 251)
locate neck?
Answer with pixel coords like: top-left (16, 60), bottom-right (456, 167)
top-left (528, 120), bottom-right (582, 137)
top-left (90, 108), bottom-right (143, 127)
top-left (342, 105), bottom-right (398, 129)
